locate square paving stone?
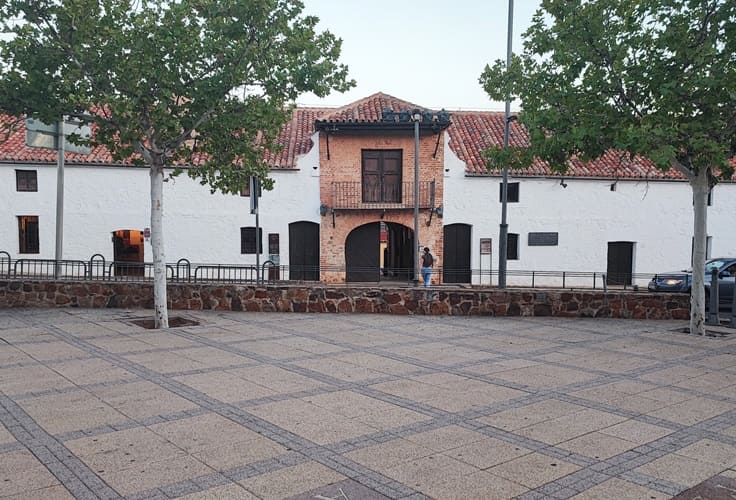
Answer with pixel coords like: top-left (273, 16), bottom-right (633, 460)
top-left (674, 439), bottom-right (736, 469)
top-left (89, 380), bottom-right (199, 420)
top-left (381, 453), bottom-right (478, 491)
top-left (174, 372), bottom-right (276, 403)
top-left (249, 399), bottom-right (377, 445)
top-left (238, 461), bottom-right (344, 499)
top-left (148, 413), bottom-right (270, 453)
top-left (305, 390), bottom-right (431, 428)
top-left (0, 364), bottom-right (75, 395)
top-left (420, 470), bottom-right (528, 500)
top-left (0, 450), bottom-right (61, 497)
top-left (598, 419), bottom-right (674, 445)
top-left (646, 397), bottom-right (734, 426)
top-left (488, 364), bottom-right (599, 389)
top-left (179, 484), bottom-right (259, 499)
top-left (16, 341), bottom-right (90, 361)
top-left (516, 408), bottom-right (627, 445)
top-left (0, 484), bottom-right (76, 500)
top-left (344, 438), bottom-right (434, 470)
top-left (558, 431), bottom-right (639, 460)
top-left (570, 478), bottom-right (669, 500)
top-left (636, 454), bottom-right (725, 488)
top-left (99, 455), bottom-right (215, 496)
top-left (404, 425), bottom-right (488, 453)
top-left (488, 452), bottom-right (581, 489)
top-left (476, 399), bottom-right (587, 431)
top-left (226, 365), bottom-right (326, 394)
top-left (291, 357), bottom-right (386, 382)
top-left (443, 436), bottom-right (533, 469)
top-left (66, 427), bottom-right (187, 471)
top-left (18, 390), bottom-right (132, 434)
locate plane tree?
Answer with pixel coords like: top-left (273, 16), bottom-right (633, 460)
top-left (481, 0), bottom-right (735, 335)
top-left (0, 0), bottom-right (354, 327)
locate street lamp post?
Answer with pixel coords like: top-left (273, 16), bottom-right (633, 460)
top-left (412, 110), bottom-right (421, 287)
top-left (498, 0), bottom-right (514, 289)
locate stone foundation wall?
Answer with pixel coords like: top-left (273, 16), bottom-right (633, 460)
top-left (0, 280), bottom-right (691, 319)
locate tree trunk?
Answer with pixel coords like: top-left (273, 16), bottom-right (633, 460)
top-left (150, 165), bottom-right (169, 329)
top-left (689, 167), bottom-right (709, 336)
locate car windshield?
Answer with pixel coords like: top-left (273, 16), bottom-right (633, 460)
top-left (705, 259), bottom-right (729, 272)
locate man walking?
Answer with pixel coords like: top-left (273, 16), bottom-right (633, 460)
top-left (421, 247), bottom-right (434, 288)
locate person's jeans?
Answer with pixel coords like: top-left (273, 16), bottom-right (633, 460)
top-left (421, 266), bottom-right (432, 288)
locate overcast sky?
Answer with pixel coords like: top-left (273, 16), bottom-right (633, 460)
top-left (297, 0), bottom-right (542, 111)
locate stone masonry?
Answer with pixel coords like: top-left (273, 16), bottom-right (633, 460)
top-left (0, 280), bottom-right (691, 319)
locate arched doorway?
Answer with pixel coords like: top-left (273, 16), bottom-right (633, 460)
top-left (443, 223), bottom-right (472, 283)
top-left (289, 221), bottom-right (320, 281)
top-left (112, 229), bottom-right (144, 276)
top-left (345, 222), bottom-right (413, 282)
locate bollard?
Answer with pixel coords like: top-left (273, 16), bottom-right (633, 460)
top-left (707, 267), bottom-right (720, 326)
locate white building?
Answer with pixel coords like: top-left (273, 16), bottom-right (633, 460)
top-left (1, 93), bottom-right (734, 287)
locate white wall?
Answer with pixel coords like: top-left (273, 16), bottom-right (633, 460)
top-left (0, 136), bottom-right (320, 269)
top-left (443, 135), bottom-right (736, 287)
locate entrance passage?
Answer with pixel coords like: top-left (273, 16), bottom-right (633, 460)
top-left (345, 222), bottom-right (413, 282)
top-left (607, 241), bottom-right (634, 285)
top-left (289, 221), bottom-right (319, 281)
top-left (112, 229), bottom-right (144, 276)
top-left (443, 223), bottom-right (472, 283)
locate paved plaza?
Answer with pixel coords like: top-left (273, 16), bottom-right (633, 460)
top-left (1, 308), bottom-right (736, 499)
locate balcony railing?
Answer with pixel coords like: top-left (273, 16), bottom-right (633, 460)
top-left (331, 180), bottom-right (435, 209)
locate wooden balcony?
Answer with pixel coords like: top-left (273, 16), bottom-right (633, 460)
top-left (331, 181), bottom-right (435, 210)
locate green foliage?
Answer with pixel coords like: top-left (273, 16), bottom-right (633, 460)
top-left (0, 0), bottom-right (355, 192)
top-left (480, 0), bottom-right (736, 181)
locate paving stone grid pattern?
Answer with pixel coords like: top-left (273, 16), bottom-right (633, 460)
top-left (1, 310), bottom-right (736, 499)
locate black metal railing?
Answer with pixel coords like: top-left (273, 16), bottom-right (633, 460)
top-left (331, 180), bottom-right (435, 209)
top-left (0, 252), bottom-right (666, 291)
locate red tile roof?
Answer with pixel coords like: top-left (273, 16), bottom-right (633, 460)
top-left (2, 95), bottom-right (734, 180)
top-left (315, 92), bottom-right (427, 123)
top-left (446, 111), bottom-right (689, 180)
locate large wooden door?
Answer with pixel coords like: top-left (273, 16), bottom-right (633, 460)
top-left (345, 223), bottom-right (380, 282)
top-left (443, 224), bottom-right (472, 283)
top-left (289, 221), bottom-right (319, 281)
top-left (607, 241), bottom-right (634, 285)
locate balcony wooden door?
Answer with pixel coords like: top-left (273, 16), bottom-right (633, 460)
top-left (362, 150), bottom-right (402, 203)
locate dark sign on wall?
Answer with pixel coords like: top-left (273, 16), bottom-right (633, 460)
top-left (528, 232), bottom-right (559, 246)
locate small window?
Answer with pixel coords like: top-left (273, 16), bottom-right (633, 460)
top-left (18, 216), bottom-right (40, 254)
top-left (16, 170), bottom-right (38, 192)
top-left (499, 182), bottom-right (519, 203)
top-left (240, 227), bottom-right (262, 254)
top-left (507, 233), bottom-right (519, 260)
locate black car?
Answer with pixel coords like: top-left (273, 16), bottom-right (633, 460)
top-left (648, 257), bottom-right (736, 308)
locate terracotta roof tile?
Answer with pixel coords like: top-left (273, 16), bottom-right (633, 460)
top-left (3, 97), bottom-right (735, 180)
top-left (315, 92), bottom-right (429, 123)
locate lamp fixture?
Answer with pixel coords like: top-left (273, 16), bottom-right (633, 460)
top-left (560, 178), bottom-right (568, 188)
top-left (319, 203), bottom-right (329, 216)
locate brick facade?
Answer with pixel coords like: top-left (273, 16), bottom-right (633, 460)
top-left (318, 132), bottom-right (445, 283)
